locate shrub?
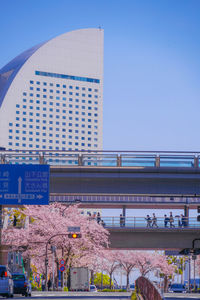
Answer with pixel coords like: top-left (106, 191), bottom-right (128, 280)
top-left (131, 291), bottom-right (137, 300)
top-left (101, 288), bottom-right (126, 292)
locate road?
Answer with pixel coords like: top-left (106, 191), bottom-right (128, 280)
top-left (6, 291), bottom-right (132, 300)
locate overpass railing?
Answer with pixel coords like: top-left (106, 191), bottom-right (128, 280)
top-left (0, 150), bottom-right (200, 168)
top-left (100, 216), bottom-right (200, 229)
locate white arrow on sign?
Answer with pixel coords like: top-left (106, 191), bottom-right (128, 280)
top-left (36, 195), bottom-right (43, 199)
top-left (18, 177), bottom-right (22, 203)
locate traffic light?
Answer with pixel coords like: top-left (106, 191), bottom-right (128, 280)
top-left (179, 248), bottom-right (200, 255)
top-left (179, 248), bottom-right (190, 255)
top-left (68, 233), bottom-right (82, 239)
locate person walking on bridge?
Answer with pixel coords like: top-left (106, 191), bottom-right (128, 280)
top-left (169, 212), bottom-right (175, 228)
top-left (145, 215), bottom-right (152, 228)
top-left (152, 213), bottom-right (158, 228)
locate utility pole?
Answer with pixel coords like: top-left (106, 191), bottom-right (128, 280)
top-left (51, 246), bottom-right (56, 291)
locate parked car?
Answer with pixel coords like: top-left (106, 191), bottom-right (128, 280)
top-left (169, 283), bottom-right (186, 293)
top-left (12, 273), bottom-right (31, 296)
top-left (89, 284), bottom-right (97, 292)
top-left (0, 265), bottom-right (14, 298)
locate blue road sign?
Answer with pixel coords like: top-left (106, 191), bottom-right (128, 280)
top-left (59, 265), bottom-right (65, 272)
top-left (0, 164), bottom-right (49, 205)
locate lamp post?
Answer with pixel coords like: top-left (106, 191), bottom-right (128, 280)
top-left (45, 232), bottom-right (82, 291)
top-left (45, 234), bottom-right (69, 291)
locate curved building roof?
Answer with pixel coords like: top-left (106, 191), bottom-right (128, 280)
top-left (0, 41), bottom-right (46, 107)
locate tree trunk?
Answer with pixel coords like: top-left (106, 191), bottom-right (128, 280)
top-left (56, 259), bottom-right (59, 290)
top-left (164, 276), bottom-right (168, 292)
top-left (126, 273), bottom-right (129, 290)
top-left (91, 270), bottom-right (94, 284)
top-left (109, 273), bottom-right (112, 289)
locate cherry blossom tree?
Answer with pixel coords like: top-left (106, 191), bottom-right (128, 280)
top-left (100, 250), bottom-right (121, 289)
top-left (2, 203), bottom-right (109, 280)
top-left (153, 254), bottom-right (175, 292)
top-left (135, 251), bottom-right (157, 276)
top-left (117, 251), bottom-right (138, 289)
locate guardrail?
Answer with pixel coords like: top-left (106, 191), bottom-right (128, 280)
top-left (1, 150), bottom-right (200, 168)
top-left (98, 216), bottom-right (200, 229)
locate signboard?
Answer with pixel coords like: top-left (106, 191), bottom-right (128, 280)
top-left (68, 226), bottom-right (80, 232)
top-left (59, 265), bottom-right (65, 272)
top-left (0, 164), bottom-right (49, 205)
top-left (59, 259), bottom-right (65, 266)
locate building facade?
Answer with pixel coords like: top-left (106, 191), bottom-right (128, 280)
top-left (0, 28), bottom-right (103, 151)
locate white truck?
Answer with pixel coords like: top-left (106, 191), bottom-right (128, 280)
top-left (70, 267), bottom-right (90, 291)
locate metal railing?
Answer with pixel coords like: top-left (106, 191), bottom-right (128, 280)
top-left (4, 216), bottom-right (200, 230)
top-left (98, 216), bottom-right (200, 229)
top-left (0, 150), bottom-right (200, 168)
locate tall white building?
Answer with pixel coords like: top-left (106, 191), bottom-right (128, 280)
top-left (0, 28), bottom-right (103, 151)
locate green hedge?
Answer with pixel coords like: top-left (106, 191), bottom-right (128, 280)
top-left (101, 288), bottom-right (127, 292)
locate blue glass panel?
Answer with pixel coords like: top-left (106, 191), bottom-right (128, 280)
top-left (35, 71), bottom-right (100, 84)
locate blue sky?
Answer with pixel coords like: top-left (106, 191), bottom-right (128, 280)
top-left (1, 0), bottom-right (200, 151)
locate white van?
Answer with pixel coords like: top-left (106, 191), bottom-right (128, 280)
top-left (0, 265), bottom-right (14, 297)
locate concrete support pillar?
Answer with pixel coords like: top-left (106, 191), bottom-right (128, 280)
top-left (1, 155), bottom-right (5, 164)
top-left (155, 155), bottom-right (160, 167)
top-left (184, 204), bottom-right (189, 227)
top-left (39, 153), bottom-right (45, 164)
top-left (184, 205), bottom-right (189, 218)
top-left (194, 156), bottom-right (199, 168)
top-left (78, 155), bottom-right (83, 166)
top-left (117, 155), bottom-right (121, 167)
top-left (122, 206), bottom-right (126, 217)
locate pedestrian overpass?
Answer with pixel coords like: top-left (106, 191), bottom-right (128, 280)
top-left (101, 216), bottom-right (200, 250)
top-left (1, 150), bottom-right (200, 210)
